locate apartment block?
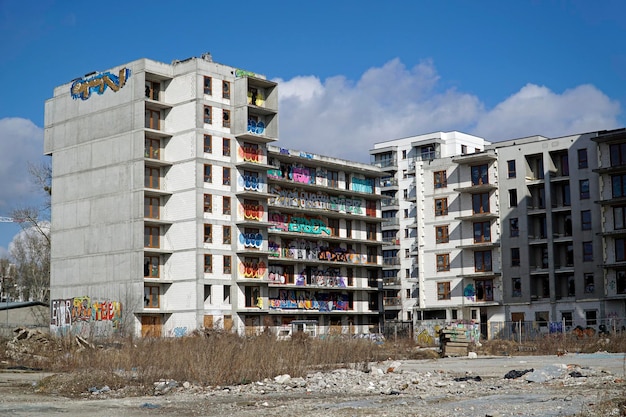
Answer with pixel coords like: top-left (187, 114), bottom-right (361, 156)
top-left (44, 54), bottom-right (383, 338)
top-left (370, 132), bottom-right (490, 324)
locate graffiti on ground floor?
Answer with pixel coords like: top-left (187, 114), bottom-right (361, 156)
top-left (51, 296), bottom-right (122, 337)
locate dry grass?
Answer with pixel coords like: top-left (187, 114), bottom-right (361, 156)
top-left (1, 330), bottom-right (624, 401)
top-left (0, 330), bottom-right (436, 397)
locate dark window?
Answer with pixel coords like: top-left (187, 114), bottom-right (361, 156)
top-left (437, 282), bottom-right (451, 300)
top-left (585, 310), bottom-right (597, 326)
top-left (511, 248), bottom-right (520, 266)
top-left (583, 241), bottom-right (593, 262)
top-left (578, 148), bottom-right (588, 169)
top-left (560, 153), bottom-right (570, 176)
top-left (204, 164), bottom-right (212, 183)
top-left (204, 135), bottom-right (212, 153)
top-left (510, 218), bottom-right (519, 237)
top-left (474, 250), bottom-right (492, 272)
top-left (615, 206), bottom-right (626, 229)
top-left (473, 221), bottom-right (491, 243)
top-left (204, 255), bottom-right (212, 273)
top-left (223, 138), bottom-right (231, 156)
top-left (436, 225), bottom-right (449, 243)
top-left (584, 274), bottom-right (594, 293)
top-left (435, 198), bottom-right (448, 216)
top-left (612, 174), bottom-right (626, 198)
top-left (507, 160), bottom-right (516, 178)
top-left (472, 193), bottom-right (489, 214)
top-left (509, 189), bottom-right (518, 207)
top-left (437, 254), bottom-right (450, 271)
top-left (475, 279), bottom-right (494, 301)
top-left (223, 109), bottom-right (230, 128)
top-left (203, 76), bottom-right (212, 95)
top-left (203, 194), bottom-right (212, 213)
top-left (512, 277), bottom-right (521, 297)
top-left (610, 143), bottom-right (626, 167)
top-left (434, 171), bottom-right (447, 188)
top-left (204, 106), bottom-right (212, 124)
top-left (618, 271), bottom-right (626, 294)
top-left (471, 164), bottom-right (489, 185)
top-left (579, 179), bottom-right (590, 199)
top-left (616, 238), bottom-right (626, 262)
top-left (581, 210), bottom-right (591, 230)
top-left (222, 81), bottom-right (230, 99)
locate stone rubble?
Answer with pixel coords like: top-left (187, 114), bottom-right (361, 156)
top-left (115, 358), bottom-right (624, 416)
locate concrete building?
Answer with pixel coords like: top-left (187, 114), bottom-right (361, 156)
top-left (44, 54), bottom-right (383, 338)
top-left (369, 132), bottom-right (490, 326)
top-left (373, 129), bottom-right (626, 341)
top-left (488, 132), bottom-right (605, 337)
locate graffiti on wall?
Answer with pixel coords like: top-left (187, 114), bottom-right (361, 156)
top-left (238, 173), bottom-right (263, 192)
top-left (51, 297), bottom-right (122, 337)
top-left (268, 237), bottom-right (368, 264)
top-left (464, 284), bottom-right (475, 302)
top-left (236, 69), bottom-right (256, 78)
top-left (239, 201), bottom-right (264, 220)
top-left (351, 177), bottom-right (374, 193)
top-left (247, 119), bottom-right (265, 135)
top-left (269, 212), bottom-right (331, 235)
top-left (239, 145), bottom-right (263, 163)
top-left (71, 68), bottom-right (131, 100)
top-left (269, 289), bottom-right (349, 311)
top-left (269, 186), bottom-right (363, 214)
top-left (239, 259), bottom-right (267, 278)
top-left (239, 232), bottom-right (263, 248)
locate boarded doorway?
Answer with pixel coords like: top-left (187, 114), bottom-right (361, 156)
top-left (141, 316), bottom-right (162, 337)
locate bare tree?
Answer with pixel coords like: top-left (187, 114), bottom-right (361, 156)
top-left (9, 226), bottom-right (50, 302)
top-left (6, 159), bottom-right (52, 302)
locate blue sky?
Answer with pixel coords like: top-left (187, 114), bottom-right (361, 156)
top-left (1, 0), bottom-right (625, 256)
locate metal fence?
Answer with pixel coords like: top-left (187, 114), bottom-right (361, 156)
top-left (489, 317), bottom-right (626, 343)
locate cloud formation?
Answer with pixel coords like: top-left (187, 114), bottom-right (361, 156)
top-left (276, 59), bottom-right (622, 162)
top-left (0, 117), bottom-right (46, 214)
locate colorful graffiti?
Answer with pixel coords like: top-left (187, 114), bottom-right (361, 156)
top-left (71, 68), bottom-right (131, 100)
top-left (239, 202), bottom-right (264, 220)
top-left (269, 289), bottom-right (349, 311)
top-left (238, 173), bottom-right (263, 191)
top-left (269, 186), bottom-right (363, 214)
top-left (172, 327), bottom-right (188, 337)
top-left (239, 145), bottom-right (263, 163)
top-left (268, 237), bottom-right (368, 264)
top-left (464, 284), bottom-right (475, 301)
top-left (351, 177), bottom-right (374, 193)
top-left (51, 297), bottom-right (122, 337)
top-left (235, 69), bottom-right (256, 78)
top-left (247, 119), bottom-right (265, 135)
top-left (269, 212), bottom-right (331, 235)
top-left (239, 259), bottom-right (267, 278)
top-left (239, 232), bottom-right (263, 248)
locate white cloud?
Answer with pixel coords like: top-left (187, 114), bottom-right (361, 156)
top-left (275, 59), bottom-right (483, 163)
top-left (473, 83), bottom-right (622, 141)
top-left (275, 59), bottom-right (622, 162)
top-left (0, 117), bottom-right (46, 214)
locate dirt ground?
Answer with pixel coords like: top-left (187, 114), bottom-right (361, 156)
top-left (0, 353), bottom-right (624, 417)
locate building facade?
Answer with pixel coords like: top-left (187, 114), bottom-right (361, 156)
top-left (44, 55), bottom-right (383, 338)
top-left (370, 132), bottom-right (490, 325)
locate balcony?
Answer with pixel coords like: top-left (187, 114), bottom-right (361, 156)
top-left (382, 257), bottom-right (401, 267)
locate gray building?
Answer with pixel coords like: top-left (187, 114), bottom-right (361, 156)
top-left (44, 54), bottom-right (384, 338)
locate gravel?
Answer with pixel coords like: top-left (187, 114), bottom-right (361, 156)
top-left (1, 353), bottom-right (625, 416)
